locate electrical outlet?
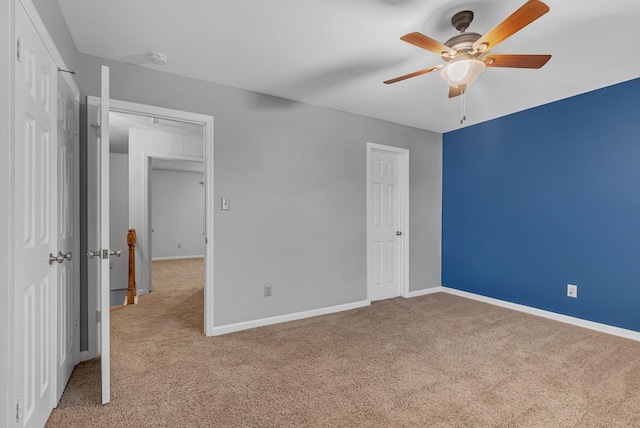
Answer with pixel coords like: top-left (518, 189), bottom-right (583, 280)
top-left (567, 284), bottom-right (578, 298)
top-left (178, 243), bottom-right (182, 249)
top-left (264, 283), bottom-right (272, 297)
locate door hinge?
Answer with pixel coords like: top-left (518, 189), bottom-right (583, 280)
top-left (96, 310), bottom-right (101, 323)
top-left (16, 37), bottom-right (23, 62)
top-left (16, 398), bottom-right (23, 422)
top-left (92, 123), bottom-right (101, 139)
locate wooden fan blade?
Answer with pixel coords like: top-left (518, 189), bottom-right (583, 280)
top-left (483, 54), bottom-right (551, 68)
top-left (384, 66), bottom-right (442, 84)
top-left (401, 33), bottom-right (456, 57)
top-left (448, 86), bottom-right (463, 98)
top-left (473, 0), bottom-right (550, 53)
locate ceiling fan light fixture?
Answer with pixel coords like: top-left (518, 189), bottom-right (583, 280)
top-left (440, 55), bottom-right (486, 88)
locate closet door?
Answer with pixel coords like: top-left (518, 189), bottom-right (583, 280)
top-left (13, 2), bottom-right (58, 426)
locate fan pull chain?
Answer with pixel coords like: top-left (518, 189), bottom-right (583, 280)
top-left (460, 86), bottom-right (467, 124)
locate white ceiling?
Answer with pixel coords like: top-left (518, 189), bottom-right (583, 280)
top-left (58, 0), bottom-right (640, 133)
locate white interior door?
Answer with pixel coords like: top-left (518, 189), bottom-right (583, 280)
top-left (87, 66), bottom-right (111, 405)
top-left (55, 72), bottom-right (80, 404)
top-left (99, 66), bottom-right (111, 404)
top-left (367, 145), bottom-right (408, 301)
top-left (13, 2), bottom-right (58, 425)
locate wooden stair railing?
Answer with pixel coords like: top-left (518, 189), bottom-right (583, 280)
top-left (126, 228), bottom-right (136, 305)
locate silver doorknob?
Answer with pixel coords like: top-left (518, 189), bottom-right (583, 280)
top-left (110, 249), bottom-right (122, 257)
top-left (49, 253), bottom-right (64, 265)
top-left (60, 251), bottom-right (72, 261)
top-left (396, 231), bottom-right (402, 236)
top-left (87, 250), bottom-right (100, 259)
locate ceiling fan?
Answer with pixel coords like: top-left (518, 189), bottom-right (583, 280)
top-left (384, 0), bottom-right (551, 101)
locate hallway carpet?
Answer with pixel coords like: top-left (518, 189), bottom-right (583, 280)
top-left (48, 259), bottom-right (640, 427)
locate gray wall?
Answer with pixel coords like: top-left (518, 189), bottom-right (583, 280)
top-left (78, 53), bottom-right (443, 327)
top-left (109, 153), bottom-right (129, 305)
top-left (151, 169), bottom-right (205, 259)
top-left (31, 0), bottom-right (78, 72)
top-left (23, 0), bottom-right (443, 340)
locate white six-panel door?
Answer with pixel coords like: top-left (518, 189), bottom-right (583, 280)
top-left (13, 2), bottom-right (57, 426)
top-left (367, 144), bottom-right (409, 301)
top-left (55, 71), bottom-right (80, 404)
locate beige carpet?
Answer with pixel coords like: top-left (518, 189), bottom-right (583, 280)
top-left (48, 259), bottom-right (640, 427)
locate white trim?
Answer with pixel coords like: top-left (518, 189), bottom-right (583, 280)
top-left (86, 97), bottom-right (215, 344)
top-left (1, 2), bottom-right (15, 425)
top-left (151, 255), bottom-right (204, 261)
top-left (141, 152), bottom-right (204, 294)
top-left (211, 300), bottom-right (371, 336)
top-left (441, 287), bottom-right (640, 342)
top-left (78, 351), bottom-right (91, 363)
top-left (366, 143), bottom-right (410, 301)
top-left (404, 287), bottom-right (443, 298)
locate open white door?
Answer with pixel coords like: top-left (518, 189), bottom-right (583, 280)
top-left (98, 65), bottom-right (111, 404)
top-left (87, 66), bottom-right (111, 405)
top-left (99, 66), bottom-right (111, 405)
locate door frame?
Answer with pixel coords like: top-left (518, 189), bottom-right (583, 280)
top-left (85, 98), bottom-right (215, 353)
top-left (144, 153), bottom-right (204, 291)
top-left (366, 142), bottom-right (410, 300)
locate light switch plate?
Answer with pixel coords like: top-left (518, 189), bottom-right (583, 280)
top-left (221, 197), bottom-right (230, 210)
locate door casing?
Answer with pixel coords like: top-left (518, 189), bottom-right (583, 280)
top-left (84, 98), bottom-right (215, 354)
top-left (144, 153), bottom-right (204, 290)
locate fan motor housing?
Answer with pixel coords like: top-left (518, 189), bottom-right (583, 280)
top-left (451, 10), bottom-right (475, 32)
top-left (443, 32), bottom-right (482, 60)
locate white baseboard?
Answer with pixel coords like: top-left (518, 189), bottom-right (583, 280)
top-left (152, 255), bottom-right (205, 261)
top-left (211, 300), bottom-right (371, 336)
top-left (404, 286), bottom-right (443, 298)
top-left (441, 287), bottom-right (640, 342)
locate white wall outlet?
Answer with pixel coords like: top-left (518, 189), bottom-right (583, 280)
top-left (178, 243), bottom-right (182, 249)
top-left (567, 284), bottom-right (578, 298)
top-left (264, 283), bottom-right (272, 297)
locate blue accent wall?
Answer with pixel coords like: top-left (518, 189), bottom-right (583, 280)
top-left (442, 78), bottom-right (640, 332)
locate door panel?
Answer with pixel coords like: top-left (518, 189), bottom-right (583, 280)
top-left (55, 73), bottom-right (79, 403)
top-left (368, 148), bottom-right (405, 301)
top-left (14, 3), bottom-right (57, 426)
